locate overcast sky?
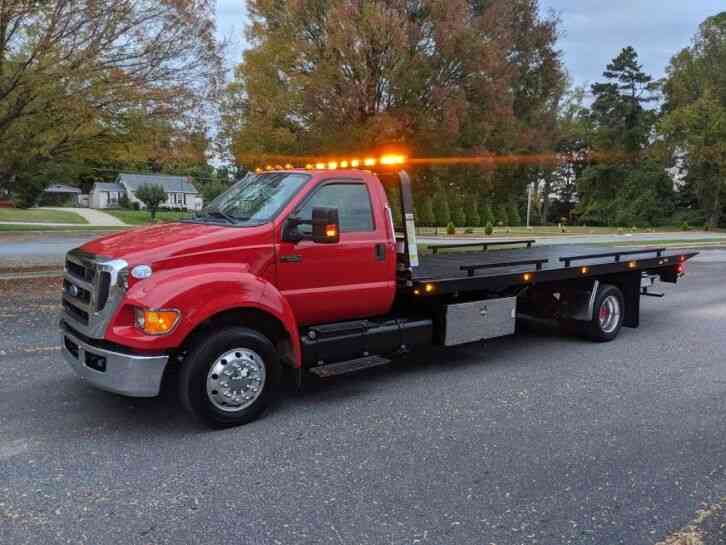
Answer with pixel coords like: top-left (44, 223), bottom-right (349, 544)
top-left (215, 0), bottom-right (724, 89)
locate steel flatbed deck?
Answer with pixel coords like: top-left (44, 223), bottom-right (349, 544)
top-left (407, 244), bottom-right (697, 294)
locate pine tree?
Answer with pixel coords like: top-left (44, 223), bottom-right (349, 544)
top-left (497, 203), bottom-right (510, 226)
top-left (509, 203), bottom-right (522, 226)
top-left (433, 193), bottom-right (451, 227)
top-left (465, 200), bottom-right (480, 228)
top-left (419, 197), bottom-right (436, 226)
top-left (453, 206), bottom-right (467, 227)
top-left (480, 202), bottom-right (495, 226)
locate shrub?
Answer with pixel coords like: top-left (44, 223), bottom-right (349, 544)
top-left (680, 221), bottom-right (690, 231)
top-left (485, 222), bottom-right (494, 236)
top-left (13, 177), bottom-right (47, 209)
top-left (465, 227), bottom-right (474, 234)
top-left (118, 193), bottom-right (131, 209)
top-left (446, 222), bottom-right (456, 235)
top-left (704, 223), bottom-right (711, 231)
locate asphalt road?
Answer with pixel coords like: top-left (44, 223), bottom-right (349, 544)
top-left (1, 254), bottom-right (726, 545)
top-left (2, 230), bottom-right (726, 262)
top-left (417, 231), bottom-right (726, 247)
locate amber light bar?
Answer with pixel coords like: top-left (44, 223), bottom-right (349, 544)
top-left (254, 154), bottom-right (407, 173)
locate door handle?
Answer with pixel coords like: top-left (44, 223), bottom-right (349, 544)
top-left (280, 254), bottom-right (302, 263)
top-left (375, 243), bottom-right (385, 261)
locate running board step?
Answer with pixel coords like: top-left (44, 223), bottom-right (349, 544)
top-left (309, 355), bottom-right (391, 377)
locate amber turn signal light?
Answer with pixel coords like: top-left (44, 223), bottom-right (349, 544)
top-left (134, 308), bottom-right (181, 336)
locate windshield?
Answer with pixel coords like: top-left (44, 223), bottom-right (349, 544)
top-left (194, 172), bottom-right (310, 226)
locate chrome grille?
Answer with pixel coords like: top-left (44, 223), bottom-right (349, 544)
top-left (61, 249), bottom-right (128, 339)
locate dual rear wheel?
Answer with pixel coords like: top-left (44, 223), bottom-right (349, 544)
top-left (561, 283), bottom-right (625, 342)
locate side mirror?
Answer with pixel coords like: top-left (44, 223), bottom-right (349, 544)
top-left (312, 207), bottom-right (340, 244)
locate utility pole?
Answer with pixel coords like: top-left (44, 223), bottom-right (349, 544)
top-left (526, 183), bottom-right (534, 228)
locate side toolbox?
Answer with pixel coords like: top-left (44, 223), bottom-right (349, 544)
top-left (444, 297), bottom-right (517, 346)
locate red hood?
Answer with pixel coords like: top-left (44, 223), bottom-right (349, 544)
top-left (80, 222), bottom-right (272, 268)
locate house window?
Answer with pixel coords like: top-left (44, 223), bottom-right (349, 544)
top-left (172, 193), bottom-right (186, 206)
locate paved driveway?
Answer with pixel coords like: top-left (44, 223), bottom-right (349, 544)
top-left (1, 253), bottom-right (725, 545)
top-left (39, 207), bottom-right (127, 226)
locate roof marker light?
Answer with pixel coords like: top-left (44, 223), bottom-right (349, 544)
top-left (340, 160), bottom-right (349, 168)
top-left (364, 158), bottom-right (377, 167)
top-left (328, 161), bottom-right (338, 170)
top-left (523, 273), bottom-right (533, 282)
top-left (380, 154), bottom-right (406, 166)
top-left (315, 162), bottom-right (326, 169)
top-left (580, 266), bottom-right (590, 275)
top-left (628, 261), bottom-right (638, 269)
top-left (285, 163), bottom-right (294, 169)
top-left (350, 159), bottom-right (360, 167)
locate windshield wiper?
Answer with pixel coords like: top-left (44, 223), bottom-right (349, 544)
top-left (199, 209), bottom-right (237, 224)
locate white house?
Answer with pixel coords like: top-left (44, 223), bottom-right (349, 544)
top-left (90, 173), bottom-right (203, 211)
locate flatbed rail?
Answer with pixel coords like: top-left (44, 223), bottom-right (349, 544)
top-left (559, 248), bottom-right (666, 267)
top-left (460, 258), bottom-right (549, 277)
top-left (431, 239), bottom-right (535, 255)
top-left (407, 244), bottom-right (697, 295)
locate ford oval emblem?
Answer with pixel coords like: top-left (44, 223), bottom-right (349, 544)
top-left (69, 285), bottom-right (79, 297)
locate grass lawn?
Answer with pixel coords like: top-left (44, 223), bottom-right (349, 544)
top-left (0, 208), bottom-right (88, 224)
top-left (105, 209), bottom-right (193, 225)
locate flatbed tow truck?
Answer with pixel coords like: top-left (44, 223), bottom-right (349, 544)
top-left (60, 156), bottom-right (696, 427)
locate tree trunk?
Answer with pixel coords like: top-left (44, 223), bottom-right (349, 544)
top-left (541, 176), bottom-right (552, 225)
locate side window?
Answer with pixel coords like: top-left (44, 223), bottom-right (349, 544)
top-left (296, 183), bottom-right (374, 234)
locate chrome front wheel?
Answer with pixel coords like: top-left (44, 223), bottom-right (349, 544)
top-left (179, 327), bottom-right (280, 428)
top-left (206, 348), bottom-right (266, 412)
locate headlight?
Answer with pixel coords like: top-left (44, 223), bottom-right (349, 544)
top-left (134, 308), bottom-right (181, 336)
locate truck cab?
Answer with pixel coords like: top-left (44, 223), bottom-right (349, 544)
top-left (60, 159), bottom-right (696, 428)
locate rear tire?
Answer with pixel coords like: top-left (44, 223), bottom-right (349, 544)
top-left (586, 284), bottom-right (624, 342)
top-left (179, 327), bottom-right (280, 428)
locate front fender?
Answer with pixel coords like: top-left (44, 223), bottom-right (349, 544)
top-left (105, 264), bottom-right (301, 366)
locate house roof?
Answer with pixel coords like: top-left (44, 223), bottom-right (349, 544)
top-left (117, 173), bottom-right (198, 194)
top-left (45, 184), bottom-right (82, 194)
top-left (92, 182), bottom-right (125, 192)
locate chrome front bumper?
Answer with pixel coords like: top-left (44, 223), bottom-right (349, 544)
top-left (61, 325), bottom-right (169, 398)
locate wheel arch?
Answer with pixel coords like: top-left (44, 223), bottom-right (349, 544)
top-left (177, 306), bottom-right (300, 369)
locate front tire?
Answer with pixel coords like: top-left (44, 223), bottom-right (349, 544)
top-left (586, 284), bottom-right (625, 342)
top-left (179, 327), bottom-right (280, 428)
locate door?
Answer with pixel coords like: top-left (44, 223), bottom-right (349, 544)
top-left (276, 178), bottom-right (396, 325)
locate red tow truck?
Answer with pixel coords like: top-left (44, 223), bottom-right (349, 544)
top-left (60, 156), bottom-right (696, 427)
